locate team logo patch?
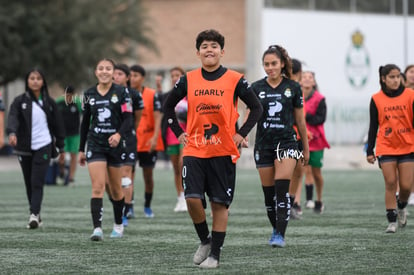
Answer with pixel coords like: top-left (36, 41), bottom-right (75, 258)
top-left (111, 94), bottom-right (119, 103)
top-left (284, 88), bottom-right (292, 98)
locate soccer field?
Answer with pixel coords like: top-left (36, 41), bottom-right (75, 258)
top-left (0, 166), bottom-right (413, 274)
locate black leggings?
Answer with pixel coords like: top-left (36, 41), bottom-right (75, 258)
top-left (18, 144), bottom-right (51, 215)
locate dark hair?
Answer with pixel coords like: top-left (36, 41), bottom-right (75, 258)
top-left (379, 64), bottom-right (402, 91)
top-left (262, 45), bottom-right (292, 79)
top-left (96, 58), bottom-right (115, 69)
top-left (25, 68), bottom-right (49, 96)
top-left (291, 58), bottom-right (302, 75)
top-left (130, 64), bottom-right (146, 77)
top-left (114, 63), bottom-right (130, 76)
top-left (196, 29), bottom-right (225, 50)
top-left (170, 66), bottom-right (185, 75)
top-left (404, 64), bottom-right (414, 75)
top-left (64, 85), bottom-right (75, 94)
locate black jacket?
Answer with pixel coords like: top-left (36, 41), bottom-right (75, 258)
top-left (6, 91), bottom-right (65, 155)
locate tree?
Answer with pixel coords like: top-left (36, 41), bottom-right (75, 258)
top-left (0, 0), bottom-right (156, 87)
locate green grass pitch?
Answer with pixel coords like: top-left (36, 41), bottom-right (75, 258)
top-left (0, 166), bottom-right (413, 274)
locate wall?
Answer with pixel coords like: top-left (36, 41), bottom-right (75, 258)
top-left (262, 8), bottom-right (414, 144)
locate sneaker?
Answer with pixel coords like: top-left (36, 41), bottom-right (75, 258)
top-left (290, 207), bottom-right (302, 220)
top-left (28, 214), bottom-right (39, 229)
top-left (193, 241), bottom-right (211, 265)
top-left (408, 193), bottom-right (414, 206)
top-left (314, 201), bottom-right (324, 214)
top-left (90, 227), bottom-right (103, 241)
top-left (293, 203), bottom-right (303, 215)
top-left (199, 256), bottom-right (219, 269)
top-left (174, 197), bottom-right (187, 212)
top-left (144, 207), bottom-right (154, 218)
top-left (268, 229), bottom-right (277, 246)
top-left (110, 224), bottom-right (124, 238)
top-left (385, 222), bottom-right (397, 233)
top-left (122, 216), bottom-right (129, 227)
top-left (270, 233), bottom-right (286, 248)
top-left (397, 208), bottom-right (407, 228)
top-left (305, 200), bottom-right (315, 209)
top-left (126, 207), bottom-right (135, 219)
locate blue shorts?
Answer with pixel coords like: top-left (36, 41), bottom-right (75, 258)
top-left (378, 153), bottom-right (414, 168)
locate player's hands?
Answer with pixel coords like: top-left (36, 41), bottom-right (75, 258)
top-left (9, 135), bottom-right (17, 147)
top-left (366, 155), bottom-right (376, 164)
top-left (108, 133), bottom-right (121, 148)
top-left (233, 133), bottom-right (246, 148)
top-left (178, 132), bottom-right (189, 147)
top-left (78, 152), bottom-right (86, 166)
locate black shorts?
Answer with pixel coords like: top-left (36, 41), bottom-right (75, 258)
top-left (86, 149), bottom-right (123, 167)
top-left (182, 156), bottom-right (236, 207)
top-left (378, 153), bottom-right (414, 168)
top-left (137, 151), bottom-right (158, 168)
top-left (121, 135), bottom-right (137, 167)
top-left (254, 141), bottom-right (300, 168)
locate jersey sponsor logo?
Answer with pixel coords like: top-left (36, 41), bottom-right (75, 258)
top-left (383, 105), bottom-right (407, 112)
top-left (258, 91), bottom-right (266, 99)
top-left (194, 89), bottom-right (224, 96)
top-left (97, 107), bottom-right (111, 122)
top-left (263, 122), bottom-right (285, 129)
top-left (193, 124), bottom-right (222, 147)
top-left (94, 127), bottom-right (116, 134)
top-left (195, 103), bottom-right (222, 114)
top-left (384, 127), bottom-right (392, 137)
top-left (268, 101), bottom-right (282, 116)
top-left (274, 142), bottom-right (303, 161)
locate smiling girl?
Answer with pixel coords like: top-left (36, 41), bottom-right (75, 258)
top-left (366, 64), bottom-right (414, 233)
top-left (79, 58), bottom-right (133, 240)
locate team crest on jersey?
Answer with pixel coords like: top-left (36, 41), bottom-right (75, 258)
top-left (111, 94), bottom-right (119, 103)
top-left (284, 88), bottom-right (292, 98)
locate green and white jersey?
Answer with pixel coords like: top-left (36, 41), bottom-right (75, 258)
top-left (81, 83), bottom-right (132, 153)
top-left (252, 77), bottom-right (303, 150)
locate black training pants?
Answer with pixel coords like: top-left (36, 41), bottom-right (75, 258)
top-left (18, 144), bottom-right (51, 215)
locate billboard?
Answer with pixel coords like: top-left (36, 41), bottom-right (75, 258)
top-left (262, 8), bottom-right (414, 144)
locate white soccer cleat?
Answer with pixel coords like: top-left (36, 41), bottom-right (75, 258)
top-left (174, 197), bottom-right (187, 212)
top-left (397, 208), bottom-right (407, 228)
top-left (193, 242), bottom-right (211, 265)
top-left (385, 222), bottom-right (397, 233)
top-left (305, 200), bottom-right (315, 209)
top-left (27, 214), bottom-right (40, 229)
top-left (90, 227), bottom-right (104, 241)
top-left (199, 256), bottom-right (219, 269)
